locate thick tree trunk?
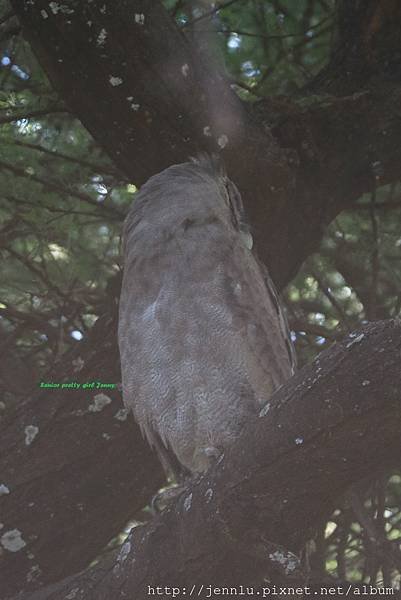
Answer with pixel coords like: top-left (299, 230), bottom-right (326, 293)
top-left (10, 0), bottom-right (401, 288)
top-left (13, 319), bottom-right (401, 600)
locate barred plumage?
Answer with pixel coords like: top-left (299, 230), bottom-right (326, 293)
top-left (118, 156), bottom-right (295, 479)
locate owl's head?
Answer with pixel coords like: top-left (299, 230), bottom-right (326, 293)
top-left (122, 154), bottom-right (251, 257)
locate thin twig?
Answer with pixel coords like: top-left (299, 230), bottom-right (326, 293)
top-left (289, 318), bottom-right (339, 340)
top-left (0, 8), bottom-right (14, 27)
top-left (368, 189), bottom-right (379, 320)
top-left (0, 159), bottom-right (124, 219)
top-left (171, 0), bottom-right (186, 18)
top-left (312, 270), bottom-right (353, 330)
top-left (3, 194), bottom-right (108, 219)
top-left (0, 107), bottom-right (67, 124)
top-left (181, 0), bottom-right (246, 28)
top-left (4, 246), bottom-right (67, 298)
top-left (2, 139), bottom-right (123, 179)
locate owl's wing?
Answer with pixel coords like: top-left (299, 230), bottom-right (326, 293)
top-left (142, 424), bottom-right (191, 481)
top-left (222, 238), bottom-right (296, 403)
top-left (259, 257), bottom-right (297, 375)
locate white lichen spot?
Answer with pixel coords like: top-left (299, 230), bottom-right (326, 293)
top-left (41, 9), bottom-right (49, 19)
top-left (203, 125), bottom-right (212, 137)
top-left (362, 379), bottom-right (370, 386)
top-left (183, 492), bottom-right (193, 511)
top-left (181, 63), bottom-right (190, 77)
top-left (294, 436), bottom-right (304, 445)
top-left (346, 333), bottom-right (364, 348)
top-left (259, 402), bottom-right (271, 418)
top-left (87, 20), bottom-right (93, 27)
top-left (0, 524), bottom-right (3, 530)
top-left (65, 588), bottom-right (80, 600)
top-left (269, 550), bottom-right (298, 574)
top-left (109, 75), bottom-right (123, 87)
top-left (205, 488), bottom-right (213, 503)
top-left (72, 409), bottom-right (85, 417)
top-left (1, 529), bottom-right (27, 552)
top-left (97, 28), bottom-right (107, 46)
top-left (49, 2), bottom-right (60, 14)
top-left (88, 393), bottom-right (112, 412)
top-left (72, 356), bottom-right (84, 372)
top-left (102, 433), bottom-right (111, 441)
top-left (114, 408), bottom-right (129, 421)
top-left (0, 400), bottom-right (5, 411)
top-left (126, 97), bottom-right (140, 110)
top-left (217, 134), bottom-right (229, 149)
top-left (0, 484), bottom-right (10, 496)
top-left (25, 425), bottom-right (39, 446)
top-left (100, 4), bottom-right (106, 14)
top-left (135, 13), bottom-right (145, 25)
top-left (48, 2), bottom-right (75, 15)
top-left (26, 564), bottom-right (41, 582)
top-left (27, 551), bottom-right (35, 559)
top-left (118, 540), bottom-right (131, 563)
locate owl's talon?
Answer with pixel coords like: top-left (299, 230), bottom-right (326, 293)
top-left (150, 484), bottom-right (187, 514)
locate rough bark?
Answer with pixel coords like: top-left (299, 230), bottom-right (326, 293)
top-left (12, 319), bottom-right (401, 600)
top-left (9, 0), bottom-right (401, 288)
top-left (2, 0), bottom-right (401, 597)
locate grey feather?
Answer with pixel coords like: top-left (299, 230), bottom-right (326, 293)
top-left (118, 156), bottom-right (295, 477)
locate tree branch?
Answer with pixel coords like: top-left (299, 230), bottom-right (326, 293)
top-left (9, 0), bottom-right (401, 288)
top-left (0, 107), bottom-right (66, 124)
top-left (14, 319), bottom-right (401, 599)
top-left (1, 139), bottom-right (123, 179)
top-left (0, 159), bottom-right (123, 219)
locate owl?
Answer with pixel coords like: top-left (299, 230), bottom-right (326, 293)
top-left (118, 155), bottom-right (295, 480)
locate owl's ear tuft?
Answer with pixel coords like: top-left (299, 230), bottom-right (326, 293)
top-left (190, 152), bottom-right (226, 180)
